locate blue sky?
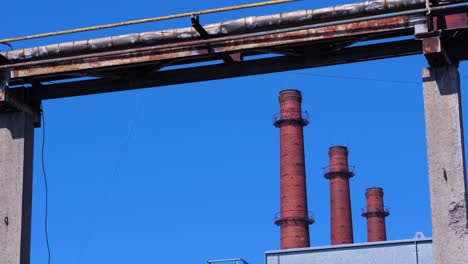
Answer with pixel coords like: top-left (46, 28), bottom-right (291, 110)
top-left (2, 1), bottom-right (467, 264)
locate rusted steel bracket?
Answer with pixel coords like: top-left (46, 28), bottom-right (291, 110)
top-left (429, 4), bottom-right (468, 31)
top-left (422, 36), bottom-right (453, 66)
top-left (416, 5), bottom-right (467, 66)
top-left (415, 2), bottom-right (467, 36)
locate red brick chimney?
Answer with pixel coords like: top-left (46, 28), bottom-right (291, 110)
top-left (273, 89), bottom-right (314, 249)
top-left (362, 187), bottom-right (389, 242)
top-left (324, 146), bottom-right (354, 245)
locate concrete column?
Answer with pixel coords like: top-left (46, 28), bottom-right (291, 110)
top-left (423, 65), bottom-right (468, 264)
top-left (0, 112), bottom-right (34, 264)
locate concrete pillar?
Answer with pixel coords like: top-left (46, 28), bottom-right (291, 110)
top-left (423, 65), bottom-right (468, 264)
top-left (0, 112), bottom-right (34, 264)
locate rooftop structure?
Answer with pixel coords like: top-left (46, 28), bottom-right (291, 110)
top-left (266, 237), bottom-right (433, 264)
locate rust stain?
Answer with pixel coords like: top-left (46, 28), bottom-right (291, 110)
top-left (422, 37), bottom-right (441, 54)
top-left (433, 13), bottom-right (468, 31)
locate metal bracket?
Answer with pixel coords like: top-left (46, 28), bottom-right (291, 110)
top-left (422, 36), bottom-right (452, 66)
top-left (415, 2), bottom-right (467, 67)
top-left (221, 53), bottom-right (243, 64)
top-left (191, 14), bottom-right (209, 40)
top-left (190, 14), bottom-right (242, 64)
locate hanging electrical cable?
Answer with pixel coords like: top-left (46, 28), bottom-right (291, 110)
top-left (292, 72), bottom-right (419, 84)
top-left (41, 103), bottom-right (52, 264)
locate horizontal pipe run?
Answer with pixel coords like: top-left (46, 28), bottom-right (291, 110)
top-left (2, 1), bottom-right (465, 73)
top-left (0, 12), bottom-right (420, 70)
top-left (1, 0), bottom-right (465, 64)
top-left (0, 0), bottom-right (298, 43)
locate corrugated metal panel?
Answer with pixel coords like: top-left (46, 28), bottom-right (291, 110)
top-left (265, 238), bottom-right (433, 264)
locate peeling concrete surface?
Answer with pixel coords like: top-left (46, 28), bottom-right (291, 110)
top-left (423, 65), bottom-right (468, 264)
top-left (0, 112), bottom-right (34, 264)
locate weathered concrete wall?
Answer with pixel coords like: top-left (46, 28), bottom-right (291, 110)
top-left (422, 65), bottom-right (468, 264)
top-left (0, 112), bottom-right (34, 264)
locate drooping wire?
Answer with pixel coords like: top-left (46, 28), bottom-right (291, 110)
top-left (76, 94), bottom-right (145, 264)
top-left (0, 42), bottom-right (13, 51)
top-left (41, 103), bottom-right (52, 264)
top-left (292, 72), bottom-right (419, 84)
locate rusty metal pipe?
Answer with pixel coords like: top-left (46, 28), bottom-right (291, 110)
top-left (2, 0), bottom-right (465, 63)
top-left (0, 0), bottom-right (298, 43)
top-left (1, 1), bottom-right (466, 70)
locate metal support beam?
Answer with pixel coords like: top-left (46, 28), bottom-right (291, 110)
top-left (5, 14), bottom-right (423, 83)
top-left (29, 39), bottom-right (421, 100)
top-left (0, 111), bottom-right (35, 264)
top-left (422, 65), bottom-right (468, 264)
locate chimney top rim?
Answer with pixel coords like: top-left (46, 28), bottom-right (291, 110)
top-left (279, 89), bottom-right (301, 93)
top-left (365, 187), bottom-right (384, 193)
top-left (329, 145), bottom-right (348, 150)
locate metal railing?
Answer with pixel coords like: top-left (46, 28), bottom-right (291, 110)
top-left (322, 164), bottom-right (356, 175)
top-left (274, 210), bottom-right (315, 225)
top-left (361, 208), bottom-right (390, 217)
top-left (272, 111), bottom-right (309, 124)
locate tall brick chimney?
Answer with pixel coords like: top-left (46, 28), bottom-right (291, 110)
top-left (273, 89), bottom-right (314, 249)
top-left (362, 187), bottom-right (389, 242)
top-left (324, 146), bottom-right (354, 245)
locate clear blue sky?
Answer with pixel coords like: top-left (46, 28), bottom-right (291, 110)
top-left (3, 1), bottom-right (467, 264)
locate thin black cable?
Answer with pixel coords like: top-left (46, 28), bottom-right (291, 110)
top-left (76, 95), bottom-right (145, 264)
top-left (41, 104), bottom-right (51, 264)
top-left (292, 72), bottom-right (419, 84)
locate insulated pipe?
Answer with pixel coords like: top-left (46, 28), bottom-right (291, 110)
top-left (362, 187), bottom-right (389, 242)
top-left (324, 146), bottom-right (354, 245)
top-left (273, 89), bottom-right (313, 249)
top-left (0, 0), bottom-right (298, 44)
top-left (3, 0), bottom-right (463, 62)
